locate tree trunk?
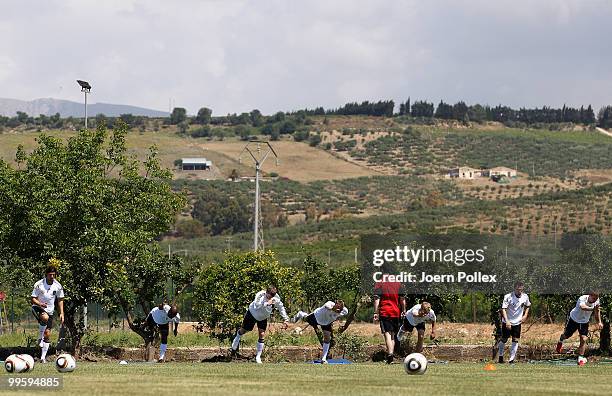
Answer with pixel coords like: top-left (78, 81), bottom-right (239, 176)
top-left (122, 306), bottom-right (155, 361)
top-left (339, 295), bottom-right (361, 334)
top-left (600, 319), bottom-right (611, 356)
top-left (64, 305), bottom-right (84, 358)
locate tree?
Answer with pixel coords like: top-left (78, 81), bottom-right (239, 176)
top-left (195, 107), bottom-right (212, 125)
top-left (250, 109), bottom-right (263, 127)
top-left (170, 107), bottom-right (187, 124)
top-left (598, 106), bottom-right (612, 129)
top-left (0, 121), bottom-right (187, 356)
top-left (192, 186), bottom-right (251, 235)
top-left (193, 251), bottom-right (303, 341)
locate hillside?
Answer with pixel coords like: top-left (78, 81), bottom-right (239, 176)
top-left (0, 97), bottom-right (168, 117)
top-left (1, 115), bottom-right (610, 264)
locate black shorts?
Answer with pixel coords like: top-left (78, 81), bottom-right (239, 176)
top-left (305, 313), bottom-right (333, 332)
top-left (146, 314), bottom-right (170, 342)
top-left (500, 323), bottom-right (522, 340)
top-left (379, 316), bottom-right (400, 334)
top-left (563, 317), bottom-right (589, 338)
top-left (241, 310), bottom-right (268, 331)
top-left (31, 305), bottom-right (53, 329)
top-left (401, 318), bottom-right (426, 332)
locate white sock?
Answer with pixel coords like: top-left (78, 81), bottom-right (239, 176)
top-left (509, 341), bottom-right (519, 361)
top-left (256, 341), bottom-right (264, 359)
top-left (38, 325), bottom-right (46, 343)
top-left (41, 342), bottom-right (50, 360)
top-left (159, 344), bottom-right (167, 359)
top-left (498, 341), bottom-right (505, 358)
top-left (232, 332), bottom-right (241, 350)
top-left (293, 311), bottom-right (307, 323)
top-left (322, 342), bottom-right (330, 360)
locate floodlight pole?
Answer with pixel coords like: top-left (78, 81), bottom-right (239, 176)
top-left (239, 141), bottom-right (279, 252)
top-left (77, 80), bottom-right (91, 130)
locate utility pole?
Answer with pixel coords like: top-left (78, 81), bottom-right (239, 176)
top-left (239, 141), bottom-right (279, 251)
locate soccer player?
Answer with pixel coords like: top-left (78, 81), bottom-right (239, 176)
top-left (31, 265), bottom-right (65, 363)
top-left (292, 300), bottom-right (349, 363)
top-left (145, 303), bottom-right (180, 362)
top-left (556, 292), bottom-right (603, 361)
top-left (495, 282), bottom-right (531, 364)
top-left (230, 286), bottom-right (290, 363)
top-left (373, 280), bottom-right (406, 364)
top-left (397, 301), bottom-right (437, 353)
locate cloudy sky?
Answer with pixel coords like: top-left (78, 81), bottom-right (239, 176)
top-left (1, 0), bottom-right (611, 115)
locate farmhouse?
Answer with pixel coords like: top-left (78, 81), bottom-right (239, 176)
top-left (489, 166), bottom-right (517, 178)
top-left (446, 166), bottom-right (517, 180)
top-left (448, 166), bottom-right (483, 179)
top-left (181, 158), bottom-right (212, 171)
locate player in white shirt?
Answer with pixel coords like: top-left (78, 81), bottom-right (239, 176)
top-left (31, 266), bottom-right (65, 363)
top-left (397, 302), bottom-right (437, 353)
top-left (495, 282), bottom-right (531, 364)
top-left (230, 286), bottom-right (290, 363)
top-left (145, 303), bottom-right (180, 362)
top-left (292, 300), bottom-right (349, 363)
top-left (556, 292), bottom-right (603, 361)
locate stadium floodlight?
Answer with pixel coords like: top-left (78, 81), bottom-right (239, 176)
top-left (76, 80), bottom-right (91, 129)
top-left (238, 141), bottom-right (279, 252)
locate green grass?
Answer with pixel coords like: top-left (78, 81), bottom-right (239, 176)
top-left (3, 361), bottom-right (612, 395)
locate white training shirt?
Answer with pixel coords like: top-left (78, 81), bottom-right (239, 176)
top-left (248, 290), bottom-right (289, 322)
top-left (501, 292), bottom-right (531, 325)
top-left (313, 301), bottom-right (349, 326)
top-left (31, 278), bottom-right (65, 315)
top-left (569, 295), bottom-right (601, 324)
top-left (149, 305), bottom-right (181, 325)
top-left (405, 304), bottom-right (436, 326)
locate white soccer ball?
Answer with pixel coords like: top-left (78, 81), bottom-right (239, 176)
top-left (4, 354), bottom-right (33, 373)
top-left (18, 354), bottom-right (35, 372)
top-left (293, 326), bottom-right (303, 335)
top-left (404, 353), bottom-right (428, 375)
top-left (577, 356), bottom-right (588, 366)
top-left (55, 353), bottom-right (77, 373)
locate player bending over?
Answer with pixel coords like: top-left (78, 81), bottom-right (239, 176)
top-left (495, 282), bottom-right (531, 364)
top-left (292, 300), bottom-right (349, 363)
top-left (556, 292), bottom-right (603, 362)
top-left (31, 265), bottom-right (65, 363)
top-left (146, 303), bottom-right (180, 362)
top-left (231, 286), bottom-right (290, 363)
top-left (397, 302), bottom-right (436, 353)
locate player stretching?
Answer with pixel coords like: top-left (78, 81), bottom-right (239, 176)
top-left (292, 300), bottom-right (349, 363)
top-left (495, 282), bottom-right (530, 364)
top-left (397, 302), bottom-right (436, 353)
top-left (146, 303), bottom-right (180, 362)
top-left (31, 265), bottom-right (65, 363)
top-left (373, 280), bottom-right (406, 364)
top-left (231, 286), bottom-right (290, 363)
top-left (556, 292), bottom-right (603, 362)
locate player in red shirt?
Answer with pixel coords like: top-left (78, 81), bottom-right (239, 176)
top-left (373, 281), bottom-right (406, 364)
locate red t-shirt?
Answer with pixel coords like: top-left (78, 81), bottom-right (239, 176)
top-left (374, 281), bottom-right (405, 318)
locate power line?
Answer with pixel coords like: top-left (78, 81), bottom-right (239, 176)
top-left (239, 141), bottom-right (279, 252)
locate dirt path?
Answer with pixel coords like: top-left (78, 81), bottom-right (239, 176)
top-left (596, 127), bottom-right (612, 138)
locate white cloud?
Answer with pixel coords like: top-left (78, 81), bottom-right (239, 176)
top-left (1, 0), bottom-right (611, 114)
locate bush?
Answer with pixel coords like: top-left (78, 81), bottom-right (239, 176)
top-left (192, 251), bottom-right (304, 341)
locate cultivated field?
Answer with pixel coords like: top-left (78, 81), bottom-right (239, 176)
top-left (3, 361), bottom-right (612, 395)
top-left (202, 140), bottom-right (377, 182)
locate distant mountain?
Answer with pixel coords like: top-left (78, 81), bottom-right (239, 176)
top-left (0, 98), bottom-right (168, 118)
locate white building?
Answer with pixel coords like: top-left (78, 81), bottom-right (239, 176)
top-left (181, 158), bottom-right (212, 171)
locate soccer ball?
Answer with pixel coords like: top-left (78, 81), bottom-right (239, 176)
top-left (577, 356), bottom-right (587, 366)
top-left (404, 353), bottom-right (428, 375)
top-left (18, 354), bottom-right (35, 372)
top-left (292, 326), bottom-right (303, 335)
top-left (4, 354), bottom-right (34, 373)
top-left (55, 353), bottom-right (76, 373)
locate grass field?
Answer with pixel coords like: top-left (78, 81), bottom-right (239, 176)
top-left (3, 361), bottom-right (612, 395)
